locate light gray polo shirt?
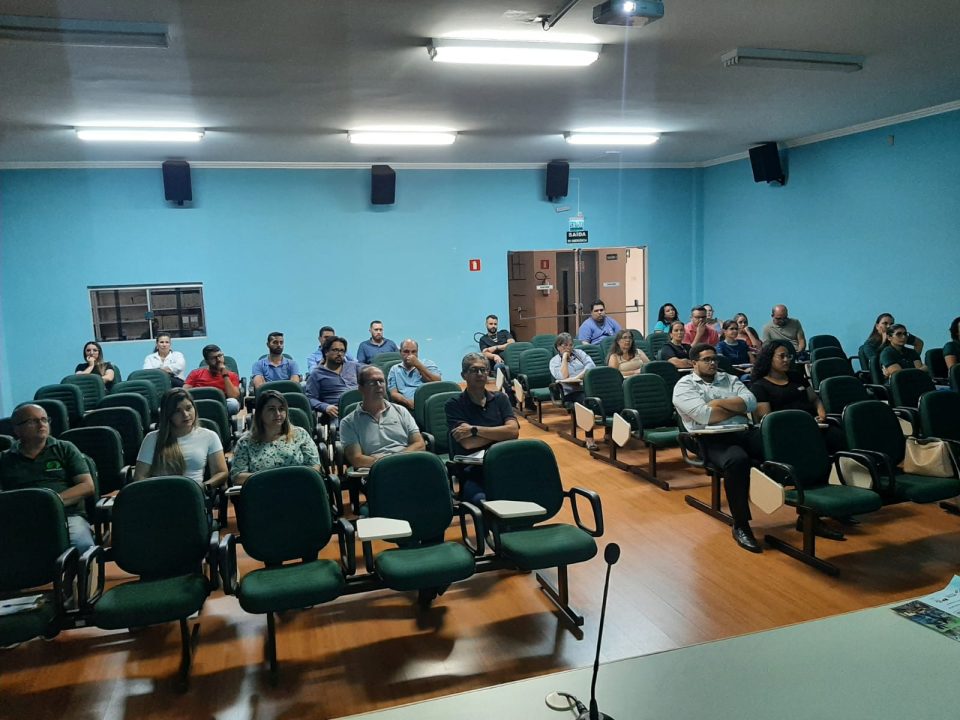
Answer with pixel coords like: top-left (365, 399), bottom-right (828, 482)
top-left (339, 401), bottom-right (420, 457)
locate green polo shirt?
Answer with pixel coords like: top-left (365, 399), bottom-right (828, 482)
top-left (0, 437), bottom-right (88, 518)
top-left (880, 345), bottom-right (921, 372)
top-left (944, 340), bottom-right (959, 362)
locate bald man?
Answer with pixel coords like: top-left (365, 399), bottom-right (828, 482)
top-left (387, 339), bottom-right (441, 410)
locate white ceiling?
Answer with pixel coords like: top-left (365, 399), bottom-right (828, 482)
top-left (2, 0), bottom-right (960, 166)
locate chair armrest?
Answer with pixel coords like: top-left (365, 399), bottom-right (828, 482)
top-left (206, 530), bottom-right (220, 591)
top-left (324, 473), bottom-right (344, 517)
top-left (78, 545), bottom-right (104, 611)
top-left (456, 501), bottom-right (485, 556)
top-left (53, 545), bottom-right (78, 614)
top-left (336, 518), bottom-right (356, 576)
top-left (422, 432), bottom-right (435, 453)
top-left (677, 432), bottom-right (705, 468)
top-left (565, 486), bottom-right (604, 537)
top-left (760, 461), bottom-right (801, 502)
top-left (549, 381), bottom-right (566, 408)
top-left (838, 449), bottom-right (889, 490)
top-left (892, 407), bottom-right (919, 435)
top-left (218, 533), bottom-right (239, 595)
top-left (620, 408), bottom-right (643, 435)
top-left (583, 396), bottom-right (605, 421)
top-left (515, 373), bottom-right (531, 392)
top-left (864, 383), bottom-right (889, 401)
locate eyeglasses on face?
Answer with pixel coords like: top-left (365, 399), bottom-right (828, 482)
top-left (465, 366), bottom-right (488, 376)
top-left (17, 417), bottom-right (50, 427)
top-left (892, 332), bottom-right (908, 337)
top-left (327, 347), bottom-right (346, 354)
top-left (364, 378), bottom-right (386, 386)
top-left (697, 356), bottom-right (718, 364)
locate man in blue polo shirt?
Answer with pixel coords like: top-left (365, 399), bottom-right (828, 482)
top-left (388, 338), bottom-right (441, 410)
top-left (577, 299), bottom-right (621, 344)
top-left (251, 331), bottom-right (301, 389)
top-left (356, 320), bottom-right (399, 364)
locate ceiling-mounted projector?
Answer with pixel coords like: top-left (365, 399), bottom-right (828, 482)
top-left (593, 0), bottom-right (664, 26)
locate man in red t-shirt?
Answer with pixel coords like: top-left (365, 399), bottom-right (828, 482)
top-left (185, 344), bottom-right (241, 414)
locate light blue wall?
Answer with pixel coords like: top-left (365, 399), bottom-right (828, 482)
top-left (702, 111), bottom-right (960, 355)
top-left (0, 167), bottom-right (697, 414)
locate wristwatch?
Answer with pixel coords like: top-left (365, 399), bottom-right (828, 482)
top-left (470, 426), bottom-right (478, 437)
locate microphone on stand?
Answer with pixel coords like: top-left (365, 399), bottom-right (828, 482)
top-left (547, 542), bottom-right (621, 719)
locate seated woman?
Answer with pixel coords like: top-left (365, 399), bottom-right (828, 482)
top-left (134, 388), bottom-right (228, 491)
top-left (657, 321), bottom-right (694, 369)
top-left (75, 340), bottom-right (116, 391)
top-left (880, 323), bottom-right (926, 379)
top-left (861, 313), bottom-right (893, 365)
top-left (715, 320), bottom-right (753, 365)
top-left (230, 390), bottom-right (320, 485)
top-left (652, 303), bottom-right (679, 333)
top-left (607, 329), bottom-right (650, 376)
top-left (944, 316), bottom-right (960, 370)
top-left (143, 332), bottom-right (187, 387)
top-left (548, 332), bottom-right (595, 405)
top-left (734, 313), bottom-right (761, 350)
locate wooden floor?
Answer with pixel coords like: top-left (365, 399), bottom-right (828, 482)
top-left (3, 411), bottom-right (959, 720)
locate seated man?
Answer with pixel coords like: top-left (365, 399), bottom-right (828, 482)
top-left (762, 304), bottom-right (807, 357)
top-left (577, 300), bottom-right (621, 344)
top-left (478, 314), bottom-right (514, 373)
top-left (683, 305), bottom-right (720, 346)
top-left (251, 331), bottom-right (301, 389)
top-left (445, 352), bottom-right (520, 506)
top-left (356, 320), bottom-right (399, 364)
top-left (672, 343), bottom-right (762, 554)
top-left (549, 332), bottom-right (595, 405)
top-left (387, 339), bottom-right (441, 411)
top-left (306, 325), bottom-right (356, 373)
top-left (340, 365), bottom-right (424, 468)
top-left (0, 404), bottom-right (95, 552)
top-left (305, 335), bottom-right (362, 420)
top-left (185, 344), bottom-right (242, 414)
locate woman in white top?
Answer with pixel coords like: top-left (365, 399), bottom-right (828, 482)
top-left (143, 333), bottom-right (187, 387)
top-left (134, 388), bottom-right (228, 489)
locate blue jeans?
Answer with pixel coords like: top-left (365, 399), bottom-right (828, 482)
top-left (67, 515), bottom-right (94, 554)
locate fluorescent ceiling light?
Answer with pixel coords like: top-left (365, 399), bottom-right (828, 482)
top-left (427, 38), bottom-right (600, 67)
top-left (565, 132), bottom-right (660, 145)
top-left (75, 127), bottom-right (204, 142)
top-left (722, 48), bottom-right (864, 72)
top-left (348, 131), bottom-right (457, 146)
top-left (0, 14), bottom-right (168, 48)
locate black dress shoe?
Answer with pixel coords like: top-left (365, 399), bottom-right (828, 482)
top-left (795, 517), bottom-right (846, 541)
top-left (732, 525), bottom-right (762, 553)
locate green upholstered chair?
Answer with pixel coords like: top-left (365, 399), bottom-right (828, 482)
top-left (62, 425), bottom-right (127, 549)
top-left (819, 376), bottom-right (872, 418)
top-left (482, 439), bottom-right (602, 628)
top-left (413, 381), bottom-right (462, 431)
top-left (581, 366), bottom-right (625, 450)
top-left (372, 352), bottom-right (402, 377)
top-left (35, 383), bottom-right (85, 427)
top-left (284, 392), bottom-right (316, 435)
top-left (197, 356), bottom-right (240, 374)
top-left (422, 390), bottom-right (461, 459)
top-left (843, 400), bottom-right (960, 505)
top-left (952, 364), bottom-right (960, 393)
top-left (362, 452), bottom-right (480, 607)
top-left (598, 336), bottom-right (614, 360)
top-left (618, 374), bottom-right (680, 488)
top-left (0, 488), bottom-right (78, 647)
top-left (82, 406), bottom-right (144, 467)
top-left (759, 409), bottom-right (883, 575)
top-left (501, 341), bottom-right (534, 381)
top-left (889, 367), bottom-right (936, 410)
top-left (25, 398), bottom-right (69, 438)
top-left (515, 348), bottom-right (557, 429)
top-left (96, 391), bottom-right (152, 432)
top-left (127, 369), bottom-right (172, 398)
top-left (61, 373), bottom-right (107, 409)
top-left (109, 380), bottom-right (160, 422)
top-left (810, 357), bottom-right (853, 391)
top-left (919, 390), bottom-right (960, 515)
top-left (809, 346), bottom-right (846, 363)
top-left (646, 332), bottom-right (670, 360)
top-left (530, 333), bottom-right (558, 355)
top-left (715, 355), bottom-right (735, 375)
top-left (194, 398), bottom-right (233, 452)
top-left (0, 434), bottom-right (13, 451)
top-left (924, 348), bottom-right (949, 383)
top-left (187, 386), bottom-right (227, 406)
top-left (337, 388), bottom-right (363, 417)
top-left (629, 329), bottom-right (644, 344)
top-left (287, 406), bottom-right (312, 434)
top-left (808, 334), bottom-right (844, 352)
top-left (90, 476), bottom-right (216, 683)
top-left (578, 343), bottom-right (604, 366)
top-left (858, 345), bottom-right (886, 386)
top-left (220, 466), bottom-right (352, 679)
top-left (255, 379), bottom-right (303, 399)
top-left (641, 360), bottom-right (681, 396)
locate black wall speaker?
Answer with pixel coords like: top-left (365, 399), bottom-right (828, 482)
top-left (162, 160), bottom-right (192, 205)
top-left (371, 164), bottom-right (396, 205)
top-left (749, 143), bottom-right (785, 185)
top-left (546, 160), bottom-right (569, 201)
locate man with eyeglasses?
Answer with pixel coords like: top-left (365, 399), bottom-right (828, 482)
top-left (762, 304), bottom-right (807, 357)
top-left (683, 305), bottom-right (720, 346)
top-left (673, 344), bottom-right (763, 554)
top-left (0, 404), bottom-right (95, 552)
top-left (185, 343), bottom-right (242, 414)
top-left (305, 335), bottom-right (363, 420)
top-left (445, 352), bottom-right (520, 506)
top-left (340, 366), bottom-right (424, 468)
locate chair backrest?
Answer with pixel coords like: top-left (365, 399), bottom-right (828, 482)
top-left (25, 399), bottom-right (69, 438)
top-left (598, 336), bottom-right (615, 361)
top-left (622, 374), bottom-right (674, 428)
top-left (819, 376), bottom-right (871, 415)
top-left (188, 386), bottom-right (227, 406)
top-left (809, 334), bottom-right (844, 352)
top-left (256, 379), bottom-right (303, 399)
top-left (425, 391), bottom-right (461, 456)
top-left (194, 399), bottom-right (231, 450)
top-left (761, 409), bottom-right (831, 489)
top-left (629, 328), bottom-right (644, 344)
top-left (582, 367), bottom-right (625, 417)
top-left (715, 355), bottom-right (735, 375)
top-left (413, 381), bottom-right (463, 431)
top-left (197, 356), bottom-right (239, 374)
top-left (530, 334), bottom-right (557, 355)
top-left (34, 384), bottom-right (84, 426)
top-left (287, 406), bottom-right (313, 433)
top-left (889, 368), bottom-right (936, 409)
top-left (82, 407), bottom-right (144, 466)
top-left (110, 380), bottom-right (160, 415)
top-left (372, 352), bottom-right (402, 375)
top-left (646, 332), bottom-right (669, 359)
top-left (484, 439), bottom-right (564, 526)
top-left (810, 357), bottom-right (853, 390)
top-left (502, 342), bottom-right (534, 374)
top-left (284, 393), bottom-right (315, 431)
top-left (843, 400), bottom-right (906, 466)
top-left (61, 373), bottom-right (107, 408)
top-left (61, 426), bottom-right (126, 494)
top-left (641, 361), bottom-right (681, 395)
top-left (810, 346), bottom-right (846, 363)
top-left (579, 343), bottom-right (604, 366)
top-left (0, 434), bottom-right (13, 452)
top-left (952, 364), bottom-right (960, 392)
top-left (0, 417), bottom-right (13, 436)
top-left (236, 467), bottom-right (333, 564)
top-left (919, 390), bottom-right (960, 443)
top-left (0, 488), bottom-right (69, 592)
top-left (127, 369), bottom-right (172, 398)
top-left (111, 476), bottom-right (209, 578)
top-left (338, 388), bottom-right (363, 416)
top-left (858, 345), bottom-right (885, 385)
top-left (366, 452), bottom-right (453, 545)
top-left (517, 348), bottom-right (554, 390)
top-left (924, 348), bottom-right (948, 380)
top-left (97, 392), bottom-right (151, 431)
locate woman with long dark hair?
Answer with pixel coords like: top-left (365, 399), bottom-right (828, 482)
top-left (657, 320), bottom-right (693, 369)
top-left (231, 390), bottom-right (320, 485)
top-left (653, 303), bottom-right (679, 333)
top-left (75, 340), bottom-right (116, 390)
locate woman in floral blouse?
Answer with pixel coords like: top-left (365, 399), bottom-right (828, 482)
top-left (231, 390), bottom-right (320, 485)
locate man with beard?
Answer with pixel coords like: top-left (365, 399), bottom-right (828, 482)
top-left (305, 336), bottom-right (362, 421)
